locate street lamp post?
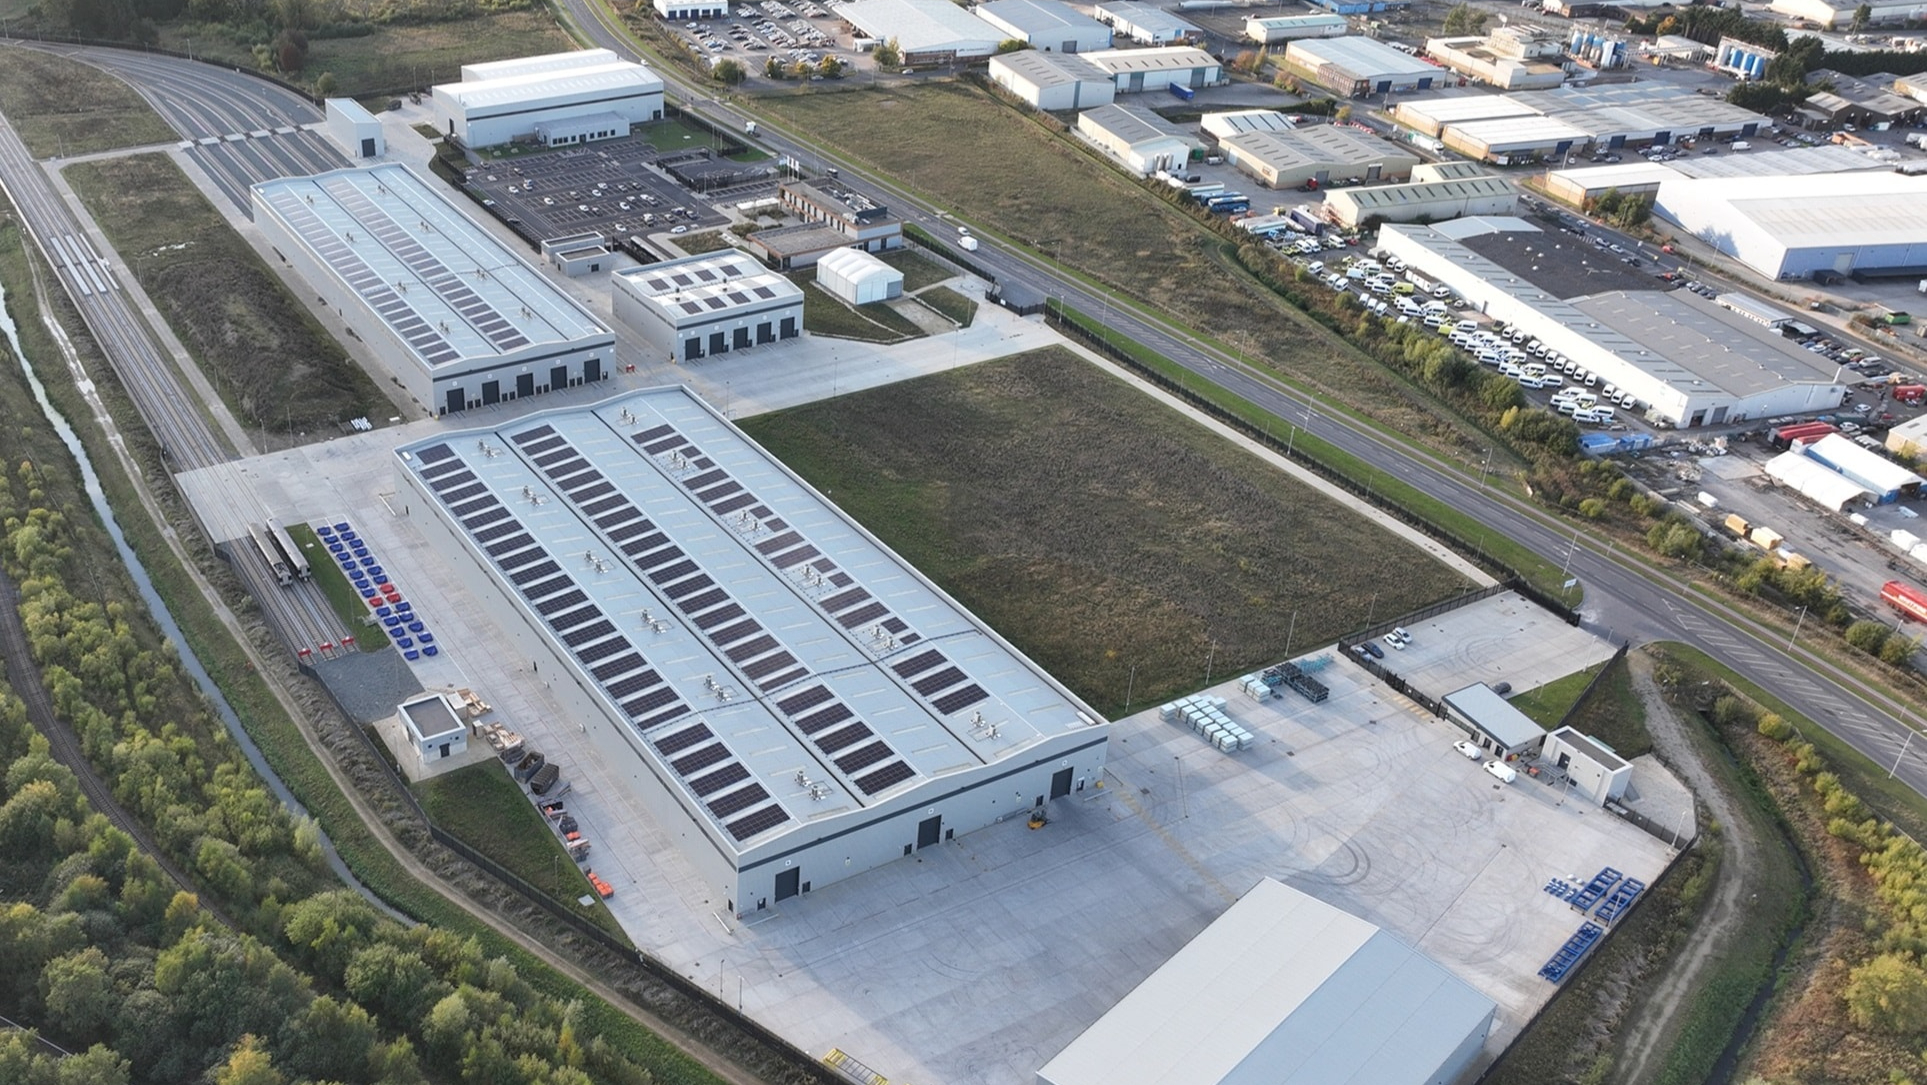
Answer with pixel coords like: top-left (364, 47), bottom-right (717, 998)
top-left (1890, 727), bottom-right (1917, 779)
top-left (1478, 447), bottom-right (1493, 491)
top-left (1788, 605), bottom-right (1808, 652)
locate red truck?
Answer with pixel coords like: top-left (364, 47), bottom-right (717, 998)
top-left (1894, 384), bottom-right (1925, 404)
top-left (1883, 581), bottom-right (1927, 623)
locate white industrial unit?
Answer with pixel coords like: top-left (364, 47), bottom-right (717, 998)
top-left (1424, 27), bottom-right (1569, 91)
top-left (977, 0), bottom-right (1112, 52)
top-left (1220, 125), bottom-right (1417, 189)
top-left (1770, 0), bottom-right (1927, 27)
top-left (459, 48), bottom-right (620, 81)
top-left (1084, 46), bottom-right (1222, 93)
top-left (816, 247), bottom-right (904, 304)
top-left (612, 250), bottom-right (804, 363)
top-left (1245, 13), bottom-right (1348, 43)
top-left (836, 0), bottom-right (1005, 63)
top-left (1092, 1), bottom-right (1202, 44)
top-left (1655, 173), bottom-right (1927, 282)
top-left (1392, 95), bottom-right (1537, 138)
top-left (432, 52), bottom-right (664, 148)
top-left (655, 0), bottom-right (731, 17)
top-left (1542, 145), bottom-right (1879, 206)
top-left (989, 50), bottom-right (1117, 110)
top-left (1442, 683), bottom-right (1545, 759)
top-left (1377, 219), bottom-right (1848, 427)
top-left (399, 693), bottom-right (469, 762)
top-left (394, 389), bottom-right (1109, 915)
top-left (324, 97), bottom-right (385, 159)
top-left (1542, 727), bottom-right (1630, 807)
top-left (1281, 35), bottom-right (1440, 96)
top-left (1036, 877), bottom-right (1495, 1085)
top-left (251, 165), bottom-right (618, 417)
top-left (1440, 114), bottom-right (1590, 163)
top-left (1323, 176), bottom-right (1518, 227)
top-left (1201, 109), bottom-right (1298, 140)
top-left (1077, 104), bottom-right (1199, 176)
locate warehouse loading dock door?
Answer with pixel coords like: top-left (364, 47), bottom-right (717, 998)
top-left (917, 815), bottom-right (942, 850)
top-left (481, 380), bottom-right (499, 406)
top-left (443, 389), bottom-right (463, 416)
top-left (550, 365), bottom-right (567, 392)
top-left (775, 867), bottom-right (800, 901)
top-left (517, 373), bottom-right (535, 398)
top-left (585, 358), bottom-right (602, 382)
top-left (1050, 767), bottom-right (1073, 800)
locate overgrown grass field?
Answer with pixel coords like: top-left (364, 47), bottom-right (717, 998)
top-left (0, 47), bottom-right (177, 157)
top-left (64, 153), bottom-right (397, 437)
top-left (880, 248), bottom-right (956, 292)
top-left (790, 275), bottom-right (924, 342)
top-left (917, 285), bottom-right (976, 327)
top-left (741, 347), bottom-right (1472, 714)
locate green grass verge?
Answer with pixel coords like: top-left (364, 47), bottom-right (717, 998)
top-left (675, 230), bottom-right (738, 255)
top-left (791, 277), bottom-right (923, 343)
top-left (917, 285), bottom-right (976, 328)
top-left (1559, 652), bottom-right (1651, 759)
top-left (413, 759), bottom-right (628, 941)
top-left (1508, 664), bottom-right (1604, 728)
top-left (880, 248), bottom-right (955, 292)
top-left (287, 522), bottom-right (389, 651)
top-left (740, 346), bottom-right (1472, 714)
top-left (641, 115), bottom-right (730, 152)
top-left (0, 200), bottom-right (726, 1085)
top-left (0, 48), bottom-right (177, 158)
top-left (1049, 301), bottom-right (1571, 598)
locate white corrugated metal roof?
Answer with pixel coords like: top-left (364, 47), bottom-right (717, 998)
top-left (1037, 878), bottom-right (1494, 1085)
top-left (437, 61), bottom-right (663, 112)
top-left (460, 48), bottom-right (618, 82)
top-left (835, 0), bottom-right (1004, 52)
top-left (1765, 449), bottom-right (1875, 509)
top-left (1443, 683), bottom-right (1543, 749)
top-left (1085, 45), bottom-right (1218, 73)
top-left (1657, 172), bottom-right (1927, 249)
top-left (1394, 95), bottom-right (1539, 126)
top-left (816, 245), bottom-right (899, 285)
top-left (1285, 35), bottom-right (1437, 78)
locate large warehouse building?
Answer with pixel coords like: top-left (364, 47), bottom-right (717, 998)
top-left (1377, 218), bottom-right (1847, 427)
top-left (1769, 0), bottom-right (1927, 27)
top-left (1036, 877), bottom-right (1495, 1085)
top-left (431, 50), bottom-right (664, 148)
top-left (611, 250), bottom-right (803, 362)
top-left (1654, 172), bottom-right (1927, 281)
top-left (395, 389), bottom-right (1109, 914)
top-left (837, 0), bottom-right (1004, 63)
top-left (1092, 1), bottom-right (1203, 44)
top-left (251, 164), bottom-right (617, 417)
top-left (977, 0), bottom-right (1112, 52)
top-left (1542, 144), bottom-right (1883, 206)
top-left (1220, 124), bottom-right (1417, 189)
top-left (1245, 13), bottom-right (1348, 43)
top-left (1323, 176), bottom-right (1517, 227)
top-left (1084, 45), bottom-right (1222, 93)
top-left (1281, 35), bottom-right (1440, 96)
top-left (989, 50), bottom-right (1116, 110)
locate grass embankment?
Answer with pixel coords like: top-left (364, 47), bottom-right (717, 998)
top-left (916, 285), bottom-right (976, 327)
top-left (758, 83), bottom-right (1507, 461)
top-left (286, 522), bottom-right (389, 651)
top-left (789, 274), bottom-right (925, 343)
top-left (0, 203), bottom-right (729, 1085)
top-left (741, 347), bottom-right (1472, 714)
top-left (0, 47), bottom-right (177, 157)
top-left (63, 153), bottom-right (399, 440)
top-left (414, 759), bottom-right (627, 940)
top-left (1509, 663), bottom-right (1606, 729)
top-left (1558, 652), bottom-right (1650, 759)
top-left (880, 248), bottom-right (956, 291)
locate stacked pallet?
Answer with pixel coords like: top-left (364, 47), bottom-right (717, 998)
top-left (1160, 695), bottom-right (1255, 752)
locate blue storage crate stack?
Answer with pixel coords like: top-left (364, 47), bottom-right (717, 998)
top-left (319, 521), bottom-right (440, 662)
top-left (1159, 695), bottom-right (1254, 752)
top-left (1568, 866), bottom-right (1623, 912)
top-left (1539, 922), bottom-right (1604, 983)
top-left (1593, 878), bottom-right (1645, 923)
top-left (1542, 877), bottom-right (1578, 902)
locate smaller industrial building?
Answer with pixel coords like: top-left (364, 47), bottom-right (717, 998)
top-left (400, 692), bottom-right (469, 764)
top-left (1425, 24), bottom-right (1570, 90)
top-left (1221, 124), bottom-right (1417, 189)
top-left (655, 0), bottom-right (730, 17)
top-left (1440, 114), bottom-right (1589, 164)
top-left (1200, 108), bottom-right (1298, 140)
top-left (1091, 1), bottom-right (1203, 44)
top-left (431, 51), bottom-right (664, 148)
top-left (1769, 0), bottom-right (1927, 28)
top-left (988, 50), bottom-right (1116, 110)
top-left (1392, 95), bottom-right (1537, 139)
top-left (1766, 451), bottom-right (1873, 511)
top-left (1803, 433), bottom-right (1925, 503)
top-left (611, 250), bottom-right (804, 362)
top-left (748, 178), bottom-right (906, 269)
top-left (977, 0), bottom-right (1111, 52)
top-left (1792, 69), bottom-right (1927, 129)
top-left (1084, 45), bottom-right (1222, 93)
top-left (1323, 175), bottom-right (1517, 227)
top-left (1306, 0), bottom-right (1410, 12)
top-left (1078, 104), bottom-right (1200, 175)
top-left (837, 0), bottom-right (1005, 64)
top-left (1654, 172), bottom-right (1927, 281)
top-left (1888, 414), bottom-right (1927, 458)
top-left (815, 248), bottom-right (903, 305)
top-left (1541, 144), bottom-right (1883, 206)
top-left (324, 98), bottom-right (385, 160)
top-left (1411, 159), bottom-right (1488, 182)
top-left (1244, 13), bottom-right (1348, 43)
top-left (1713, 35), bottom-right (1775, 80)
top-left (1036, 877), bottom-right (1494, 1085)
top-left (1281, 35), bottom-right (1440, 97)
top-left (1443, 683), bottom-right (1545, 759)
top-left (1543, 727), bottom-right (1631, 807)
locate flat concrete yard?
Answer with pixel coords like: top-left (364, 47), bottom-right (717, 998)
top-left (1375, 591), bottom-right (1620, 702)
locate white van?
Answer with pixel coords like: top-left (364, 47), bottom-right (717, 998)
top-left (1453, 319), bottom-right (1478, 335)
top-left (1484, 760), bottom-right (1518, 784)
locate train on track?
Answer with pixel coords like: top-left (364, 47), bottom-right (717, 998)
top-left (265, 518), bottom-right (312, 582)
top-left (248, 524), bottom-right (293, 586)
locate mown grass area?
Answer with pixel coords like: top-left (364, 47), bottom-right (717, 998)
top-left (414, 759), bottom-right (628, 940)
top-left (287, 522), bottom-right (389, 651)
top-left (157, 10), bottom-right (576, 96)
top-left (791, 277), bottom-right (924, 343)
top-left (758, 83), bottom-right (1503, 461)
top-left (740, 347), bottom-right (1472, 715)
top-left (917, 285), bottom-right (976, 327)
top-left (1050, 300), bottom-right (1572, 597)
top-left (1509, 663), bottom-right (1605, 729)
top-left (675, 230), bottom-right (738, 255)
top-left (63, 153), bottom-right (398, 438)
top-left (880, 248), bottom-right (955, 292)
top-left (0, 201), bottom-right (727, 1085)
top-left (0, 47), bottom-right (177, 158)
top-left (1560, 652), bottom-right (1650, 759)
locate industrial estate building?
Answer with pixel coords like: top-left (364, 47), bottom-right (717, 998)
top-left (1392, 95), bottom-right (1536, 139)
top-left (977, 0), bottom-right (1112, 52)
top-left (324, 98), bottom-right (385, 160)
top-left (251, 164), bottom-right (617, 417)
top-left (1769, 0), bottom-right (1927, 27)
top-left (1322, 176), bottom-right (1518, 227)
top-left (989, 50), bottom-right (1117, 110)
top-left (838, 0), bottom-right (1005, 63)
top-left (1084, 45), bottom-right (1223, 93)
top-left (1654, 172), bottom-right (1927, 281)
top-left (1201, 108), bottom-right (1299, 140)
top-left (611, 250), bottom-right (803, 362)
top-left (431, 49), bottom-right (664, 148)
top-left (1078, 104), bottom-right (1200, 175)
top-left (1441, 115), bottom-right (1591, 164)
top-left (744, 178), bottom-right (906, 270)
top-left (1378, 217), bottom-right (1847, 427)
top-left (1424, 24), bottom-right (1570, 91)
top-left (1245, 13), bottom-right (1348, 43)
top-left (1220, 124), bottom-right (1417, 189)
top-left (1542, 728), bottom-right (1631, 807)
top-left (1281, 35), bottom-right (1441, 97)
top-left (815, 247), bottom-right (903, 305)
top-left (1541, 144), bottom-right (1883, 206)
top-left (1443, 683), bottom-right (1545, 760)
top-left (654, 0), bottom-right (731, 18)
top-left (394, 389), bottom-right (1109, 914)
top-left (1394, 83), bottom-right (1769, 162)
top-left (1037, 877), bottom-right (1495, 1085)
top-left (1792, 70), bottom-right (1926, 128)
top-left (1091, 1), bottom-right (1202, 44)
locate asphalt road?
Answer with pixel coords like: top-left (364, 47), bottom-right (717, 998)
top-left (40, 27), bottom-right (1927, 801)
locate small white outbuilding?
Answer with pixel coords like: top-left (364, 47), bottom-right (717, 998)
top-left (816, 247), bottom-right (904, 305)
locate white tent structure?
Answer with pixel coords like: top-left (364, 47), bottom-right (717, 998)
top-left (816, 247), bottom-right (904, 305)
top-left (1764, 450), bottom-right (1874, 511)
top-left (1804, 433), bottom-right (1924, 504)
